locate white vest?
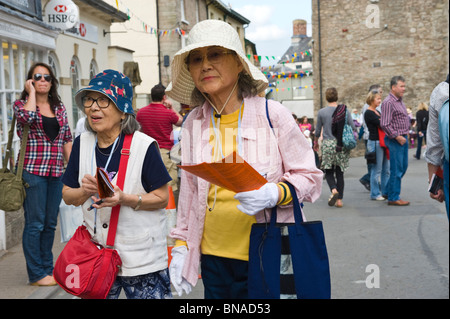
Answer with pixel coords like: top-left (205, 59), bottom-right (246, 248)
top-left (79, 131), bottom-right (168, 277)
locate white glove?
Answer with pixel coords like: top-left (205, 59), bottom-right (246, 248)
top-left (234, 182), bottom-right (279, 216)
top-left (169, 246), bottom-right (192, 296)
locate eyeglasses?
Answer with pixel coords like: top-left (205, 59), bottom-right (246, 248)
top-left (82, 96), bottom-right (111, 109)
top-left (33, 73), bottom-right (52, 82)
top-left (186, 48), bottom-right (234, 68)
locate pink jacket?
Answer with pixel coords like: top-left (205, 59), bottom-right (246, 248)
top-left (170, 96), bottom-right (323, 286)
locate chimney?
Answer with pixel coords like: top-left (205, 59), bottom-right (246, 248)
top-left (292, 19), bottom-right (307, 39)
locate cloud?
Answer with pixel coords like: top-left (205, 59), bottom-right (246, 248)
top-left (246, 25), bottom-right (289, 42)
top-left (233, 5), bottom-right (289, 42)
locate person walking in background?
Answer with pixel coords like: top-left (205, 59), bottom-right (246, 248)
top-left (137, 84), bottom-right (183, 192)
top-left (414, 102), bottom-right (429, 160)
top-left (299, 116), bottom-right (312, 132)
top-left (425, 75), bottom-right (449, 217)
top-left (359, 84), bottom-right (383, 191)
top-left (380, 76), bottom-right (410, 206)
top-left (13, 62), bottom-right (73, 286)
top-left (314, 87), bottom-right (356, 208)
top-left (364, 90), bottom-right (390, 201)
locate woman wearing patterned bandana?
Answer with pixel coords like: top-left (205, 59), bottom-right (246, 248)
top-left (62, 70), bottom-right (173, 299)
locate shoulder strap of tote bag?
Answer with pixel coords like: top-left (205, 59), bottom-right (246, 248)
top-left (106, 133), bottom-right (133, 248)
top-left (269, 181), bottom-right (304, 226)
top-left (2, 115), bottom-right (29, 179)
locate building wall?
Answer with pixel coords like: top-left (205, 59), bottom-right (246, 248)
top-left (158, 0), bottom-right (208, 89)
top-left (312, 0), bottom-right (449, 114)
top-left (110, 0), bottom-right (159, 107)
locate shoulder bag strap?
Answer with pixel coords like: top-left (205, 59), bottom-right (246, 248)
top-left (16, 123), bottom-right (30, 180)
top-left (2, 115), bottom-right (29, 178)
top-left (106, 133), bottom-right (133, 248)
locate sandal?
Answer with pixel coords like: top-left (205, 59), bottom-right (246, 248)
top-left (328, 192), bottom-right (339, 206)
top-left (335, 200), bottom-right (343, 208)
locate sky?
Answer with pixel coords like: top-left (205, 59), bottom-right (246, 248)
top-left (226, 0), bottom-right (313, 66)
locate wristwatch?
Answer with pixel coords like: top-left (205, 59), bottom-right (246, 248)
top-left (134, 195), bottom-right (142, 211)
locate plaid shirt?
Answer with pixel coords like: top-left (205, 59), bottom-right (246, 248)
top-left (380, 92), bottom-right (410, 139)
top-left (13, 99), bottom-right (72, 177)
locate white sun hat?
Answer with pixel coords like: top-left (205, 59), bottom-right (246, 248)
top-left (165, 19), bottom-right (268, 106)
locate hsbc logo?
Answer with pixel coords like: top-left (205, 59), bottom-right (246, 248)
top-left (45, 0), bottom-right (79, 30)
top-left (54, 5), bottom-right (67, 13)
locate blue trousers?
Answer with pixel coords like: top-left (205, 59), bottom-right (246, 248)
top-left (444, 158), bottom-right (449, 219)
top-left (22, 170), bottom-right (62, 283)
top-left (367, 140), bottom-right (390, 199)
top-left (201, 254), bottom-right (248, 299)
top-left (385, 136), bottom-right (409, 202)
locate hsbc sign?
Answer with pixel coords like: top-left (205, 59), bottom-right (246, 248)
top-left (44, 0), bottom-right (79, 30)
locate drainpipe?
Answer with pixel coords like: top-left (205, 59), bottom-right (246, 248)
top-left (317, 0), bottom-right (323, 109)
top-left (156, 0), bottom-right (162, 84)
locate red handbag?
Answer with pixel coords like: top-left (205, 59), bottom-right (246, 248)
top-left (54, 134), bottom-right (132, 299)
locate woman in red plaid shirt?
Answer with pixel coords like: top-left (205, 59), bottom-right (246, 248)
top-left (13, 62), bottom-right (72, 286)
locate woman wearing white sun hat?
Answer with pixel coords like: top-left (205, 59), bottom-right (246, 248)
top-left (167, 19), bottom-right (323, 299)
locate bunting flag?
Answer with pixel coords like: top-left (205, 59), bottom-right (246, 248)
top-left (263, 70), bottom-right (313, 79)
top-left (248, 50), bottom-right (312, 66)
top-left (269, 85), bottom-right (314, 93)
top-left (111, 0), bottom-right (187, 37)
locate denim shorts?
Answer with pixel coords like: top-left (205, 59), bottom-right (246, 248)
top-left (107, 268), bottom-right (172, 299)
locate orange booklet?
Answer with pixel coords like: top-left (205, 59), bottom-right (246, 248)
top-left (178, 152), bottom-right (267, 193)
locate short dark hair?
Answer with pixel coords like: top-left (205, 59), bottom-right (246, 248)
top-left (151, 84), bottom-right (166, 102)
top-left (325, 87), bottom-right (338, 103)
top-left (390, 76), bottom-right (405, 89)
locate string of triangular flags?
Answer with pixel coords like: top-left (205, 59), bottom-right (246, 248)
top-left (112, 0), bottom-right (186, 37)
top-left (249, 50), bottom-right (312, 65)
top-left (268, 85), bottom-right (314, 93)
top-left (263, 70), bottom-right (313, 79)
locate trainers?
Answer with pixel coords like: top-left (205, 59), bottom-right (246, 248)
top-left (359, 178), bottom-right (370, 191)
top-left (372, 196), bottom-right (386, 201)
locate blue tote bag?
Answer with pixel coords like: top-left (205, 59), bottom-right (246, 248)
top-left (248, 182), bottom-right (331, 299)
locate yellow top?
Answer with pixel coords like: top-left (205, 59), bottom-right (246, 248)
top-left (175, 104), bottom-right (292, 260)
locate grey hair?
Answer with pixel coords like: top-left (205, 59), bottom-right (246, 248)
top-left (84, 113), bottom-right (141, 135)
top-left (390, 76), bottom-right (405, 89)
top-left (190, 72), bottom-right (260, 106)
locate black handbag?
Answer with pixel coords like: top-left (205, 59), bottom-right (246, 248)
top-left (365, 151), bottom-right (377, 165)
top-left (248, 182), bottom-right (331, 299)
top-left (0, 115), bottom-right (29, 212)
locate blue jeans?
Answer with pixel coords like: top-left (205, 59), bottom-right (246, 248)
top-left (444, 158), bottom-right (449, 219)
top-left (415, 131), bottom-right (426, 159)
top-left (367, 140), bottom-right (390, 199)
top-left (385, 136), bottom-right (409, 202)
top-left (22, 170), bottom-right (63, 283)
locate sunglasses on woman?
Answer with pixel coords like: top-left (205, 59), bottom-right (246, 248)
top-left (33, 73), bottom-right (52, 82)
top-left (186, 47), bottom-right (234, 68)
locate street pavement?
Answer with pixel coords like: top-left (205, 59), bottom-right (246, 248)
top-left (0, 148), bottom-right (448, 299)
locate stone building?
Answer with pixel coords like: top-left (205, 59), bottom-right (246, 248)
top-left (266, 19), bottom-right (315, 119)
top-left (311, 0), bottom-right (449, 114)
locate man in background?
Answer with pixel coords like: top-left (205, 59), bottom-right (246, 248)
top-left (137, 84), bottom-right (183, 191)
top-left (380, 76), bottom-right (410, 206)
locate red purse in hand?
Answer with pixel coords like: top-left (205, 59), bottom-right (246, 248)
top-left (53, 134), bottom-right (132, 299)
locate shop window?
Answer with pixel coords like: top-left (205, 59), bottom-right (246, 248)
top-left (89, 60), bottom-right (98, 80)
top-left (48, 52), bottom-right (60, 80)
top-left (70, 56), bottom-right (82, 126)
